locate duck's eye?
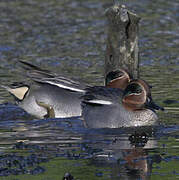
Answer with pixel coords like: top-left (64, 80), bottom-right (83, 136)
top-left (124, 83), bottom-right (142, 95)
top-left (135, 87), bottom-right (142, 93)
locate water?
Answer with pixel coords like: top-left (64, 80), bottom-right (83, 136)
top-left (0, 0), bottom-right (178, 179)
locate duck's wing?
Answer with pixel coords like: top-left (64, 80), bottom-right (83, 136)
top-left (19, 60), bottom-right (88, 93)
top-left (82, 86), bottom-right (123, 106)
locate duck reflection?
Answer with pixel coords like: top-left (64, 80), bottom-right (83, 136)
top-left (84, 127), bottom-right (161, 180)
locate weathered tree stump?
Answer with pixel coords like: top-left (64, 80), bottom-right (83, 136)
top-left (105, 3), bottom-right (140, 79)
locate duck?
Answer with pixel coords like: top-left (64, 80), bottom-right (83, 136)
top-left (1, 61), bottom-right (131, 119)
top-left (81, 79), bottom-right (164, 128)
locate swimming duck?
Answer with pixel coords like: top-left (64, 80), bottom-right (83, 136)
top-left (82, 79), bottom-right (164, 128)
top-left (1, 61), bottom-right (131, 119)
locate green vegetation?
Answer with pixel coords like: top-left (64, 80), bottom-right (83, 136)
top-left (151, 160), bottom-right (179, 180)
top-left (1, 157), bottom-right (109, 180)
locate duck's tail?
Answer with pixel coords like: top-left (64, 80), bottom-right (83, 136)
top-left (0, 83), bottom-right (29, 101)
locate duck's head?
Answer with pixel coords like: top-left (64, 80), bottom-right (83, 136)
top-left (105, 69), bottom-right (131, 90)
top-left (122, 79), bottom-right (164, 111)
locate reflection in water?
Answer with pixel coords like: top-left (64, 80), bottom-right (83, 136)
top-left (91, 148), bottom-right (153, 180)
top-left (82, 127), bottom-right (157, 180)
top-left (0, 104), bottom-right (178, 178)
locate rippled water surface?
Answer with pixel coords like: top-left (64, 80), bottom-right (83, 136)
top-left (0, 0), bottom-right (178, 179)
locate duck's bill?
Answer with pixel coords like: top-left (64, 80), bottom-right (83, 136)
top-left (145, 98), bottom-right (165, 111)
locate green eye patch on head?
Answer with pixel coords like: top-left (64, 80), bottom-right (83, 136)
top-left (123, 83), bottom-right (142, 96)
top-left (105, 70), bottom-right (124, 85)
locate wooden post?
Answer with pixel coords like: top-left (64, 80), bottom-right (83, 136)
top-left (105, 3), bottom-right (140, 79)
